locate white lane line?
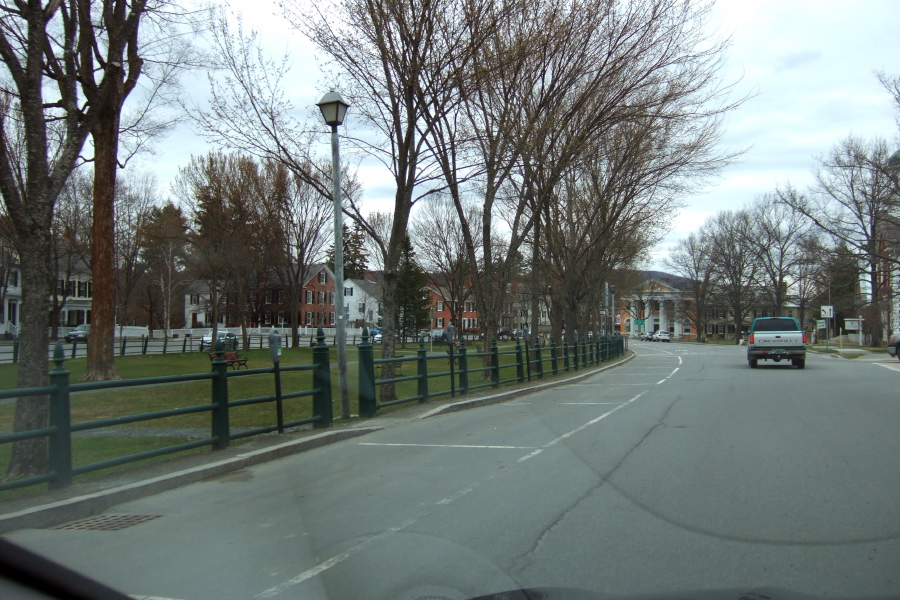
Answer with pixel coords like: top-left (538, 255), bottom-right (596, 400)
top-left (437, 484), bottom-right (477, 505)
top-left (656, 367), bottom-right (680, 385)
top-left (359, 442), bottom-right (535, 450)
top-left (255, 519), bottom-right (417, 598)
top-left (518, 391), bottom-right (647, 465)
top-left (561, 402), bottom-right (620, 405)
top-left (678, 356), bottom-right (683, 365)
top-left (131, 596), bottom-right (186, 600)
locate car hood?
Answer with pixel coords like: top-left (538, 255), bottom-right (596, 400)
top-left (467, 588), bottom-right (900, 600)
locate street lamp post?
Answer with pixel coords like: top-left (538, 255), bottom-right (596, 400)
top-left (317, 90), bottom-right (351, 419)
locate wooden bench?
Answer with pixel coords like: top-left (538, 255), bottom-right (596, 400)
top-left (209, 351), bottom-right (249, 370)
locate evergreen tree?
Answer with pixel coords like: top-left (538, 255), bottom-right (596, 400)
top-left (328, 221), bottom-right (370, 280)
top-left (395, 237), bottom-right (432, 343)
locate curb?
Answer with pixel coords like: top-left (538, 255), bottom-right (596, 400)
top-left (0, 427), bottom-right (381, 534)
top-left (419, 352), bottom-right (636, 419)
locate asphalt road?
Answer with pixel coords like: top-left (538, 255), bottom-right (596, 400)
top-left (6, 342), bottom-right (900, 600)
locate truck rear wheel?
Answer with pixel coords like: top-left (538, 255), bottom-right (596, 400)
top-left (749, 358), bottom-right (758, 368)
top-left (794, 359), bottom-right (805, 369)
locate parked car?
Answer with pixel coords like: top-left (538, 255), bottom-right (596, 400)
top-left (372, 332), bottom-right (382, 343)
top-left (432, 330), bottom-right (448, 342)
top-left (64, 324), bottom-right (90, 343)
top-left (887, 331), bottom-right (899, 361)
top-left (640, 331), bottom-right (655, 341)
top-left (200, 330), bottom-right (238, 351)
top-left (654, 331), bottom-right (671, 342)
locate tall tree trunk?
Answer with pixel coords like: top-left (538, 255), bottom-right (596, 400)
top-left (83, 99), bottom-right (122, 381)
top-left (4, 234), bottom-right (53, 479)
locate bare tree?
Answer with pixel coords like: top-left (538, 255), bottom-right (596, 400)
top-left (114, 174), bottom-right (158, 334)
top-left (777, 136), bottom-right (899, 344)
top-left (666, 230), bottom-right (716, 341)
top-left (410, 198), bottom-right (480, 329)
top-left (747, 192), bottom-right (810, 316)
top-left (0, 0), bottom-right (160, 477)
top-left (141, 201), bottom-right (189, 336)
top-left (259, 160), bottom-right (331, 347)
top-left (708, 210), bottom-right (761, 343)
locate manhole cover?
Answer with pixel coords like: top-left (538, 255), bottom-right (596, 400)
top-left (54, 514), bottom-right (163, 531)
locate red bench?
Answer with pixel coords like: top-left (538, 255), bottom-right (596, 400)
top-left (209, 351), bottom-right (249, 370)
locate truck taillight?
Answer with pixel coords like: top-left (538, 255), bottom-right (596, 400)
top-left (802, 332), bottom-right (807, 343)
top-left (748, 334), bottom-right (754, 344)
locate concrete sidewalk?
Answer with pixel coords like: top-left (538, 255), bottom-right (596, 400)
top-left (0, 353), bottom-right (634, 534)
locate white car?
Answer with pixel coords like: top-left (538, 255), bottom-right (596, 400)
top-left (200, 330), bottom-right (238, 351)
top-left (653, 331), bottom-right (671, 342)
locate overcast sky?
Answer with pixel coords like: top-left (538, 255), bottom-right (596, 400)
top-left (133, 0), bottom-right (900, 270)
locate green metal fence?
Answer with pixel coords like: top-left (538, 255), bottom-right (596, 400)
top-left (0, 328), bottom-right (334, 493)
top-left (0, 326), bottom-right (626, 493)
top-left (357, 328), bottom-right (626, 418)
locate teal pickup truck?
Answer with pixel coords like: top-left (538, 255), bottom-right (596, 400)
top-left (747, 317), bottom-right (807, 369)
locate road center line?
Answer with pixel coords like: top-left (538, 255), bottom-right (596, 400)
top-left (656, 367), bottom-right (680, 385)
top-left (255, 519), bottom-right (418, 598)
top-left (359, 442), bottom-right (535, 450)
top-left (519, 391), bottom-right (647, 463)
top-left (561, 402), bottom-right (620, 405)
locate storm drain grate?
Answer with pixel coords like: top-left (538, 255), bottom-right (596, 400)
top-left (54, 514), bottom-right (163, 531)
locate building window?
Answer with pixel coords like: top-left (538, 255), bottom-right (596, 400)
top-left (190, 294), bottom-right (202, 305)
top-left (318, 272), bottom-right (327, 284)
top-left (306, 290), bottom-right (313, 304)
top-left (318, 291), bottom-right (325, 305)
top-left (329, 312), bottom-right (335, 325)
top-left (265, 291), bottom-right (273, 304)
top-left (345, 287), bottom-right (353, 296)
top-left (358, 302), bottom-right (365, 313)
top-left (9, 270), bottom-right (17, 287)
top-left (436, 301), bottom-right (444, 312)
top-left (330, 292), bottom-right (335, 306)
top-left (277, 291), bottom-right (284, 304)
top-left (466, 301), bottom-right (476, 313)
top-left (305, 311), bottom-right (313, 325)
top-left (436, 317), bottom-right (444, 328)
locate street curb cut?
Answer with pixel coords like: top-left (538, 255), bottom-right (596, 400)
top-left (419, 352), bottom-right (636, 419)
top-left (0, 427), bottom-right (381, 534)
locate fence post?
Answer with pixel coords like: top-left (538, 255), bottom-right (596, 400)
top-left (163, 336), bottom-right (168, 355)
top-left (589, 337), bottom-right (594, 364)
top-left (458, 339), bottom-right (469, 394)
top-left (515, 339), bottom-right (525, 382)
top-left (581, 340), bottom-right (587, 368)
top-left (142, 335), bottom-right (149, 355)
top-left (358, 327), bottom-right (376, 418)
top-left (417, 336), bottom-right (429, 403)
top-left (563, 339), bottom-right (569, 372)
top-left (535, 339), bottom-right (544, 379)
top-left (182, 336), bottom-right (188, 353)
top-left (119, 336), bottom-right (126, 357)
top-left (70, 341), bottom-right (77, 360)
top-left (48, 343), bottom-right (72, 490)
top-left (550, 338), bottom-right (558, 375)
top-left (491, 337), bottom-right (500, 387)
top-left (210, 339), bottom-right (230, 450)
top-left (312, 326), bottom-right (333, 427)
top-left (12, 337), bottom-right (19, 363)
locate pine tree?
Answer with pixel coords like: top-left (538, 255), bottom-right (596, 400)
top-left (328, 222), bottom-right (369, 280)
top-left (395, 237), bottom-right (432, 343)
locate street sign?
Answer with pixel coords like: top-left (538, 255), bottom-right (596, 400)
top-left (635, 319), bottom-right (645, 325)
top-left (844, 319), bottom-right (860, 331)
top-left (816, 319), bottom-right (826, 329)
top-left (821, 305), bottom-right (834, 318)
